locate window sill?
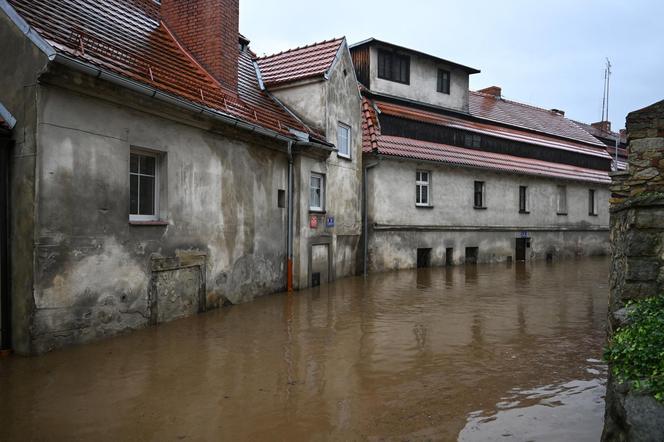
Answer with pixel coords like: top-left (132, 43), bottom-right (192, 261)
top-left (473, 206), bottom-right (487, 210)
top-left (557, 212), bottom-right (568, 216)
top-left (416, 205), bottom-right (434, 209)
top-left (337, 153), bottom-right (352, 161)
top-left (309, 209), bottom-right (326, 215)
top-left (589, 213), bottom-right (598, 217)
top-left (129, 220), bottom-right (169, 226)
top-left (519, 210), bottom-right (530, 214)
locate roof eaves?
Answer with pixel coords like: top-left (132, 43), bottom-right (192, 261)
top-left (0, 102), bottom-right (16, 130)
top-left (0, 0), bottom-right (56, 60)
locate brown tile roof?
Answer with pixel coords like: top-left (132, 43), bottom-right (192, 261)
top-left (6, 0), bottom-right (318, 140)
top-left (573, 120), bottom-right (627, 145)
top-left (373, 100), bottom-right (611, 159)
top-left (469, 91), bottom-right (606, 148)
top-left (377, 135), bottom-right (611, 184)
top-left (362, 98), bottom-right (610, 184)
top-left (256, 38), bottom-right (344, 88)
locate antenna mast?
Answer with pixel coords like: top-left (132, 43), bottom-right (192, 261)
top-left (601, 58), bottom-right (612, 123)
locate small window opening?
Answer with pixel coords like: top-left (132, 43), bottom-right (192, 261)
top-left (417, 248), bottom-right (432, 268)
top-left (277, 189), bottom-right (286, 209)
top-left (465, 247), bottom-right (479, 264)
top-left (446, 248), bottom-right (454, 266)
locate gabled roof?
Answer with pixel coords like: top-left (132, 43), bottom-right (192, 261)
top-left (350, 38), bottom-right (481, 74)
top-left (361, 98), bottom-right (611, 184)
top-left (572, 120), bottom-right (626, 144)
top-left (5, 0), bottom-right (318, 140)
top-left (469, 91), bottom-right (606, 148)
top-left (256, 38), bottom-right (344, 88)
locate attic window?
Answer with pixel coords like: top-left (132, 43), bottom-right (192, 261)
top-left (377, 49), bottom-right (410, 84)
top-left (437, 69), bottom-right (450, 94)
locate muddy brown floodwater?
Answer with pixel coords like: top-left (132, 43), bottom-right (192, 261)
top-left (0, 258), bottom-right (609, 441)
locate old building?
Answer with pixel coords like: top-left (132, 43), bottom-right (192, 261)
top-left (351, 39), bottom-right (613, 271)
top-left (0, 0), bottom-right (361, 354)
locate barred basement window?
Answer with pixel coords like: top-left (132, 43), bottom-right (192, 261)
top-left (437, 69), bottom-right (451, 94)
top-left (416, 171), bottom-right (430, 207)
top-left (130, 150), bottom-right (160, 221)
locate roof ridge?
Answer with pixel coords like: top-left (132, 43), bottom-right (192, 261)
top-left (257, 37), bottom-right (344, 60)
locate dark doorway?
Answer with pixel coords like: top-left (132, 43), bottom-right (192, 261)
top-left (516, 238), bottom-right (528, 261)
top-left (465, 247), bottom-right (479, 264)
top-left (417, 248), bottom-right (432, 268)
top-left (446, 248), bottom-right (454, 266)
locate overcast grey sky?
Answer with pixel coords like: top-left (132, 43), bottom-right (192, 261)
top-left (240, 0), bottom-right (663, 130)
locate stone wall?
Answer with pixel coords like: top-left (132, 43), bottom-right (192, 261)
top-left (604, 99), bottom-right (664, 441)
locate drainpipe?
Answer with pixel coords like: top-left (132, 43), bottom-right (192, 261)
top-left (363, 161), bottom-right (379, 277)
top-left (287, 141), bottom-right (294, 292)
top-left (0, 139), bottom-right (11, 354)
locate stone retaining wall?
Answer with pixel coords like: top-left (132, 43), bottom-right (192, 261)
top-left (604, 99), bottom-right (664, 441)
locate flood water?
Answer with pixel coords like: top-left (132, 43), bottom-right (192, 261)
top-left (0, 258), bottom-right (609, 441)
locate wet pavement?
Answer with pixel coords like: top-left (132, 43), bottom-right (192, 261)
top-left (0, 258), bottom-right (609, 441)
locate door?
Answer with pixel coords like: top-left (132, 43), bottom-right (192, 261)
top-left (311, 244), bottom-right (330, 287)
top-left (516, 238), bottom-right (527, 261)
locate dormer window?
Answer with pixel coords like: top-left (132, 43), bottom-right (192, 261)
top-left (437, 69), bottom-right (451, 94)
top-left (377, 49), bottom-right (410, 84)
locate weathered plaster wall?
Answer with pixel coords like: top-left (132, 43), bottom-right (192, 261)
top-left (366, 157), bottom-right (610, 272)
top-left (604, 100), bottom-right (664, 440)
top-left (0, 8), bottom-right (51, 353)
top-left (273, 46), bottom-right (363, 289)
top-left (368, 46), bottom-right (470, 112)
top-left (29, 72), bottom-right (292, 353)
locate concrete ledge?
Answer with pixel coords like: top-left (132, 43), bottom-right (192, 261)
top-left (373, 224), bottom-right (610, 232)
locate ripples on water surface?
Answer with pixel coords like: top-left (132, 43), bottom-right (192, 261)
top-left (0, 258), bottom-right (609, 441)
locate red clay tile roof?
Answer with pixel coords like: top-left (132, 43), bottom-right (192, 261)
top-left (470, 91), bottom-right (606, 148)
top-left (6, 0), bottom-right (317, 140)
top-left (362, 99), bottom-right (610, 184)
top-left (256, 38), bottom-right (344, 87)
top-left (374, 100), bottom-right (611, 159)
top-left (377, 135), bottom-right (611, 184)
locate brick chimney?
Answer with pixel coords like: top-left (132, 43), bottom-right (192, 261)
top-left (478, 86), bottom-right (502, 98)
top-left (161, 0), bottom-right (239, 91)
top-left (591, 121), bottom-right (612, 133)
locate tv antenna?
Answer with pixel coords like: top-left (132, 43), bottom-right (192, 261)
top-left (601, 58), bottom-right (612, 124)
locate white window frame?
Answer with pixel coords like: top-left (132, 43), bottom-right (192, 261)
top-left (416, 170), bottom-right (431, 207)
top-left (309, 173), bottom-right (325, 212)
top-left (557, 185), bottom-right (568, 214)
top-left (129, 149), bottom-right (160, 222)
top-left (337, 122), bottom-right (351, 159)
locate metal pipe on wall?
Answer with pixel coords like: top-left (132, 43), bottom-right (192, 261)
top-left (363, 161), bottom-right (378, 277)
top-left (286, 141), bottom-right (294, 292)
top-left (0, 140), bottom-right (11, 353)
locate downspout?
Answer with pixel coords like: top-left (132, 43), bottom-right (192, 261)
top-left (0, 139), bottom-right (11, 354)
top-left (287, 141), bottom-right (294, 292)
top-left (363, 161), bottom-right (379, 277)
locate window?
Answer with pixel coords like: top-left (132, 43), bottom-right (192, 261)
top-left (310, 173), bottom-right (325, 211)
top-left (474, 181), bottom-right (485, 208)
top-left (278, 189), bottom-right (286, 209)
top-left (130, 150), bottom-right (160, 221)
top-left (519, 186), bottom-right (529, 213)
top-left (337, 123), bottom-right (351, 158)
top-left (416, 171), bottom-right (430, 206)
top-left (437, 69), bottom-right (451, 94)
top-left (464, 133), bottom-right (481, 148)
top-left (588, 189), bottom-right (597, 216)
top-left (377, 49), bottom-right (410, 84)
top-left (557, 185), bottom-right (568, 214)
